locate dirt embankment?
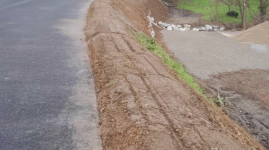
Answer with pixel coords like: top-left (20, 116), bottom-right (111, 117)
top-left (85, 0), bottom-right (265, 149)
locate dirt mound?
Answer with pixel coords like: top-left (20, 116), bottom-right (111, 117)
top-left (236, 21), bottom-right (269, 46)
top-left (85, 0), bottom-right (265, 149)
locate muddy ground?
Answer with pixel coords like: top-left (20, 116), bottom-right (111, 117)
top-left (207, 70), bottom-right (269, 148)
top-left (85, 0), bottom-right (266, 149)
top-left (162, 27), bottom-right (269, 148)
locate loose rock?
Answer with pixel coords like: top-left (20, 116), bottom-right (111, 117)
top-left (167, 25), bottom-right (173, 31)
top-left (205, 25), bottom-right (213, 31)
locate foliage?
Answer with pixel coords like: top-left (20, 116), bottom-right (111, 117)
top-left (177, 0), bottom-right (262, 24)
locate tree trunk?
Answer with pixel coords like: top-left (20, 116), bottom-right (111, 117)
top-left (215, 4), bottom-right (219, 21)
top-left (242, 0), bottom-right (247, 29)
top-left (259, 0), bottom-right (267, 22)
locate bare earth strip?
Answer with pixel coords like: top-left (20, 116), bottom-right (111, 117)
top-left (85, 0), bottom-right (265, 149)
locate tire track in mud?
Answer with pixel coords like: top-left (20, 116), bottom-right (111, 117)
top-left (113, 35), bottom-right (182, 149)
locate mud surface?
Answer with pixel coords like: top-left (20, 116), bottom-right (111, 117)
top-left (206, 70), bottom-right (269, 148)
top-left (162, 31), bottom-right (269, 148)
top-left (85, 0), bottom-right (265, 149)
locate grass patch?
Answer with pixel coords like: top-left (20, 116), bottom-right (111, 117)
top-left (177, 0), bottom-right (261, 24)
top-left (133, 30), bottom-right (209, 100)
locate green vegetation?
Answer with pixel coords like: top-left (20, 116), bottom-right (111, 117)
top-left (177, 0), bottom-right (261, 24)
top-left (216, 93), bottom-right (224, 106)
top-left (133, 30), bottom-right (208, 100)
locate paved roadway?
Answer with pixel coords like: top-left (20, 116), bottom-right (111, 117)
top-left (0, 0), bottom-right (102, 149)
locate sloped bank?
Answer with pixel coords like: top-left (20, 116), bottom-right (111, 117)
top-left (85, 0), bottom-right (265, 149)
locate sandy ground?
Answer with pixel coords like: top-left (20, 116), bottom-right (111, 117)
top-left (85, 0), bottom-right (266, 149)
top-left (236, 21), bottom-right (269, 46)
top-left (162, 30), bottom-right (269, 148)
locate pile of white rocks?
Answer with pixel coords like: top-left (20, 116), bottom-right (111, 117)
top-left (158, 21), bottom-right (225, 32)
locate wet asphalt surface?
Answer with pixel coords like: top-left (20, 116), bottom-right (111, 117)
top-left (0, 0), bottom-right (102, 149)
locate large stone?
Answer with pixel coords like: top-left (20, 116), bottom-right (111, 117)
top-left (205, 25), bottom-right (213, 31)
top-left (192, 28), bottom-right (200, 32)
top-left (162, 23), bottom-right (170, 28)
top-left (158, 21), bottom-right (163, 25)
top-left (199, 27), bottom-right (206, 31)
top-left (177, 25), bottom-right (182, 28)
top-left (184, 24), bottom-right (191, 28)
top-left (182, 24), bottom-right (191, 31)
top-left (179, 27), bottom-right (191, 31)
top-left (220, 26), bottom-right (225, 31)
top-left (173, 27), bottom-right (180, 31)
top-left (212, 25), bottom-right (219, 29)
top-left (167, 25), bottom-right (173, 31)
top-left (171, 24), bottom-right (180, 30)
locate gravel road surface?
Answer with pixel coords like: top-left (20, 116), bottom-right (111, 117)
top-left (161, 31), bottom-right (269, 79)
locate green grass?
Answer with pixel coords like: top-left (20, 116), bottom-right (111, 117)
top-left (177, 0), bottom-right (261, 24)
top-left (133, 30), bottom-right (208, 100)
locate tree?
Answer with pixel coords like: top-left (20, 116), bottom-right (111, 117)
top-left (235, 0), bottom-right (248, 29)
top-left (214, 0), bottom-right (221, 20)
top-left (259, 0), bottom-right (269, 22)
top-left (242, 0), bottom-right (247, 29)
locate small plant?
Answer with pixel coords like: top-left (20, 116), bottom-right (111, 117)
top-left (133, 30), bottom-right (212, 102)
top-left (216, 93), bottom-right (224, 107)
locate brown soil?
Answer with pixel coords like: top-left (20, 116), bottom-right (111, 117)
top-left (166, 8), bottom-right (203, 25)
top-left (85, 0), bottom-right (265, 149)
top-left (205, 69), bottom-right (269, 148)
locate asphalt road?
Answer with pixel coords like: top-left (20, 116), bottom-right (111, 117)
top-left (0, 0), bottom-right (102, 149)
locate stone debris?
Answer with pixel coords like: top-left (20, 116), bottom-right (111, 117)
top-left (158, 21), bottom-right (226, 32)
top-left (148, 14), bottom-right (226, 36)
top-left (220, 26), bottom-right (225, 31)
top-left (199, 27), bottom-right (206, 31)
top-left (192, 28), bottom-right (200, 32)
top-left (167, 25), bottom-right (173, 31)
top-left (205, 24), bottom-right (213, 31)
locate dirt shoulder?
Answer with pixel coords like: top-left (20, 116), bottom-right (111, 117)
top-left (85, 0), bottom-right (265, 149)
